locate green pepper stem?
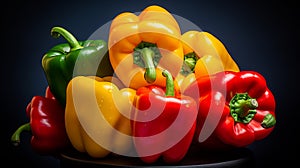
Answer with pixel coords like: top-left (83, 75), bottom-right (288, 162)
top-left (162, 70), bottom-right (175, 97)
top-left (184, 52), bottom-right (198, 71)
top-left (51, 27), bottom-right (83, 51)
top-left (134, 41), bottom-right (162, 84)
top-left (261, 113), bottom-right (276, 128)
top-left (185, 57), bottom-right (197, 70)
top-left (229, 93), bottom-right (258, 123)
top-left (234, 99), bottom-right (258, 117)
top-left (11, 123), bottom-right (31, 146)
top-left (139, 47), bottom-right (157, 83)
top-left (180, 52), bottom-right (198, 76)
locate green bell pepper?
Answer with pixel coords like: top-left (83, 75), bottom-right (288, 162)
top-left (42, 26), bottom-right (113, 106)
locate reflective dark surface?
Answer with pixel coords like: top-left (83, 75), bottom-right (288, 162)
top-left (59, 146), bottom-right (255, 168)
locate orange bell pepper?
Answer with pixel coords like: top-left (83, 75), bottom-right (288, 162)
top-left (108, 5), bottom-right (184, 89)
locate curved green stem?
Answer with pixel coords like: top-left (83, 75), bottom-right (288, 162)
top-left (162, 70), bottom-right (175, 97)
top-left (229, 93), bottom-right (258, 123)
top-left (51, 27), bottom-right (83, 51)
top-left (11, 123), bottom-right (31, 146)
top-left (141, 48), bottom-right (156, 83)
top-left (134, 41), bottom-right (162, 84)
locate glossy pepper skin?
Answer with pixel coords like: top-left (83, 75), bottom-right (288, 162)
top-left (65, 75), bottom-right (136, 158)
top-left (108, 5), bottom-right (184, 89)
top-left (132, 70), bottom-right (197, 164)
top-left (176, 31), bottom-right (240, 92)
top-left (42, 26), bottom-right (113, 106)
top-left (11, 86), bottom-right (70, 155)
top-left (184, 71), bottom-right (276, 148)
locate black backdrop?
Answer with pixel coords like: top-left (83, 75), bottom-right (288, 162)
top-left (2, 0), bottom-right (298, 167)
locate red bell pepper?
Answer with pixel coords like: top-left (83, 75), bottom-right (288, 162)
top-left (132, 70), bottom-right (197, 164)
top-left (11, 86), bottom-right (70, 155)
top-left (184, 71), bottom-right (276, 148)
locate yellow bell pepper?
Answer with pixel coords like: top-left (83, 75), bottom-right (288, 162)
top-left (65, 75), bottom-right (136, 158)
top-left (176, 31), bottom-right (240, 92)
top-left (108, 5), bottom-right (184, 89)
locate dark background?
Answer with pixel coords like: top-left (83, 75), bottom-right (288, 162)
top-left (2, 0), bottom-right (298, 167)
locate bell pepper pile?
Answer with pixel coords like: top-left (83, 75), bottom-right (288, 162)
top-left (11, 4), bottom-right (277, 165)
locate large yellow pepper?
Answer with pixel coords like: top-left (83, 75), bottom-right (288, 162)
top-left (65, 75), bottom-right (136, 158)
top-left (108, 5), bottom-right (184, 89)
top-left (176, 31), bottom-right (240, 92)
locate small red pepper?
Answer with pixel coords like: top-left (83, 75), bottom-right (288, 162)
top-left (184, 71), bottom-right (276, 148)
top-left (11, 86), bottom-right (70, 155)
top-left (132, 70), bottom-right (197, 164)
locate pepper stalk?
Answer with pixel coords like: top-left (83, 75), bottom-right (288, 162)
top-left (51, 27), bottom-right (83, 51)
top-left (229, 93), bottom-right (276, 128)
top-left (133, 41), bottom-right (162, 83)
top-left (11, 123), bottom-right (31, 146)
top-left (162, 70), bottom-right (175, 96)
top-left (180, 52), bottom-right (198, 76)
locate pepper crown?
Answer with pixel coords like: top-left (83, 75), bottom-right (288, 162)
top-left (180, 52), bottom-right (198, 76)
top-left (229, 93), bottom-right (257, 124)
